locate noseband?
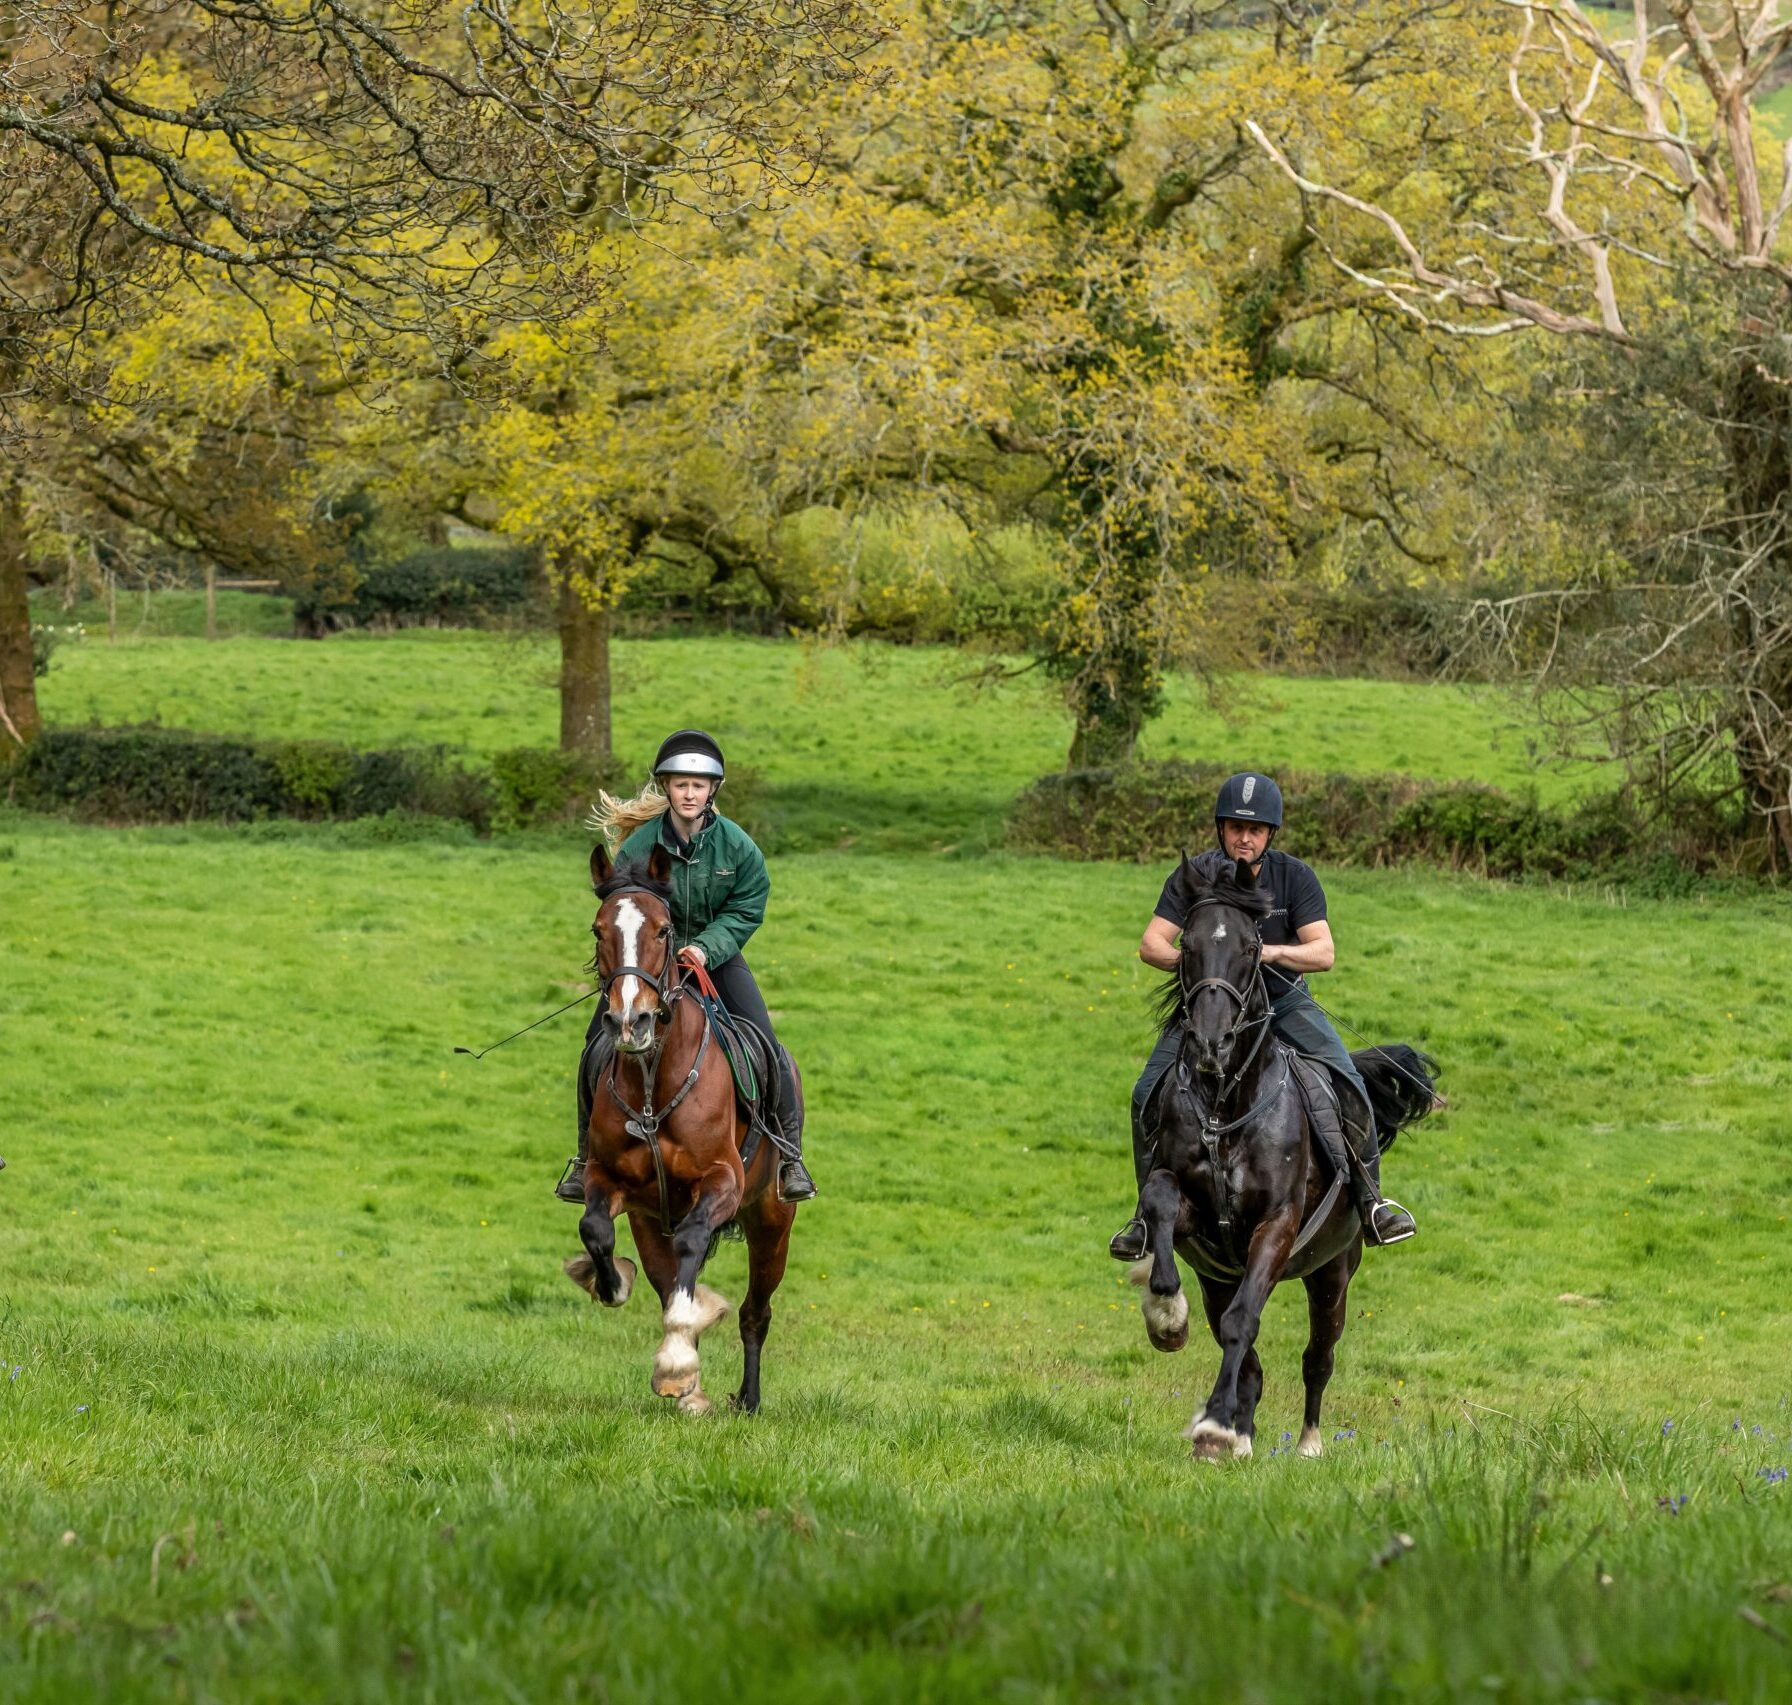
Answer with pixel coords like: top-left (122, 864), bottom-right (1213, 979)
top-left (595, 884), bottom-right (685, 1020)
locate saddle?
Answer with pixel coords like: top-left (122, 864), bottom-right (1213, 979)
top-left (1286, 1051), bottom-right (1378, 1162)
top-left (705, 1009), bottom-right (799, 1169)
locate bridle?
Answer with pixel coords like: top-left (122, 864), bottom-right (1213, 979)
top-left (1172, 890), bottom-right (1289, 1242)
top-left (591, 882), bottom-right (707, 1230)
top-left (1175, 893), bottom-right (1275, 1112)
top-left (593, 884), bottom-right (687, 1027)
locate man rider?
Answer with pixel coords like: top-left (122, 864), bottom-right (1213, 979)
top-left (1108, 771), bottom-right (1417, 1261)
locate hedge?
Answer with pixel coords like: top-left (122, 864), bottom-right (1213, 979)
top-left (293, 546), bottom-right (537, 634)
top-left (7, 729), bottom-right (769, 845)
top-left (1006, 758), bottom-right (1730, 882)
top-left (6, 728), bottom-right (607, 833)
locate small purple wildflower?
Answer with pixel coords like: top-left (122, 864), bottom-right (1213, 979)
top-left (1754, 1425), bottom-right (1765, 1436)
top-left (1660, 1418), bottom-right (1675, 1436)
top-left (1732, 1418), bottom-right (1743, 1431)
top-left (1759, 1467), bottom-right (1788, 1485)
top-left (8, 1366), bottom-right (19, 1382)
top-left (1280, 1431), bottom-right (1292, 1443)
top-left (74, 1404), bottom-right (88, 1415)
top-left (1656, 1494), bottom-right (1690, 1515)
top-left (1334, 1428), bottom-right (1357, 1441)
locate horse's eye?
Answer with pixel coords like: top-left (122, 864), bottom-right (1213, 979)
top-left (657, 926), bottom-right (670, 940)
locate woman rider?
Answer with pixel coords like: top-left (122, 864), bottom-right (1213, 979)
top-left (554, 729), bottom-right (817, 1205)
top-left (1108, 771), bottom-right (1415, 1260)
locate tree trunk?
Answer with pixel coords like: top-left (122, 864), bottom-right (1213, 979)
top-left (1066, 674), bottom-right (1146, 768)
top-left (558, 573), bottom-right (612, 762)
top-left (0, 470), bottom-right (44, 753)
top-left (1059, 553), bottom-right (1161, 770)
top-left (1722, 350), bottom-right (1792, 867)
top-left (205, 560), bottom-right (218, 640)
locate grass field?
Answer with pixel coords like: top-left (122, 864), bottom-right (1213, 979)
top-left (4, 628), bottom-right (1790, 1700)
top-left (38, 626), bottom-right (1601, 855)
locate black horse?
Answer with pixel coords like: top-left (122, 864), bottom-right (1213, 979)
top-left (1133, 852), bottom-right (1441, 1460)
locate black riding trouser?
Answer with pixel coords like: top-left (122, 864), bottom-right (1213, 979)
top-left (576, 955), bottom-right (799, 1149)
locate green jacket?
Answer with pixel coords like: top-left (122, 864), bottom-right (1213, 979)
top-left (617, 809), bottom-right (770, 966)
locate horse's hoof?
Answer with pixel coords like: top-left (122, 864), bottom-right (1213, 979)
top-left (677, 1388), bottom-right (714, 1416)
top-left (652, 1365), bottom-right (699, 1400)
top-left (652, 1331), bottom-right (701, 1395)
top-left (1297, 1426), bottom-right (1324, 1459)
top-left (728, 1391), bottom-right (760, 1416)
top-left (605, 1256), bottom-right (635, 1309)
top-left (1184, 1414), bottom-right (1243, 1460)
top-left (1140, 1286), bottom-right (1189, 1353)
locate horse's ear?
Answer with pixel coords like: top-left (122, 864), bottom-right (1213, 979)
top-left (645, 842), bottom-right (673, 885)
top-left (590, 843), bottom-right (613, 893)
top-left (1234, 857), bottom-right (1257, 888)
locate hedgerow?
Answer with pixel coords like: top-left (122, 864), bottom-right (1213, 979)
top-left (1006, 758), bottom-right (1740, 881)
top-left (11, 728), bottom-right (497, 831)
top-left (292, 546), bottom-right (537, 634)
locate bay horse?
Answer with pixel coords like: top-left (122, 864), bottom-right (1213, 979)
top-left (562, 843), bottom-right (800, 1415)
top-left (1134, 852), bottom-right (1441, 1460)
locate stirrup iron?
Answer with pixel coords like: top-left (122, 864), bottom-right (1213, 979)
top-left (1368, 1198), bottom-right (1417, 1245)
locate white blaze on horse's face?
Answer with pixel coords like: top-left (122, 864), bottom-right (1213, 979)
top-left (614, 896), bottom-right (648, 1033)
top-left (1212, 922), bottom-right (1227, 941)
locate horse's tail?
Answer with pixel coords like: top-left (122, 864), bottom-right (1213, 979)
top-left (1350, 1045), bottom-right (1443, 1156)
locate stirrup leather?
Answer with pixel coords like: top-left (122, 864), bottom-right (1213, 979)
top-left (554, 1157), bottom-right (585, 1202)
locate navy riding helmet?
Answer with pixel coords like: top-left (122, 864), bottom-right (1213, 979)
top-left (1214, 771), bottom-right (1283, 830)
top-left (653, 728), bottom-right (726, 783)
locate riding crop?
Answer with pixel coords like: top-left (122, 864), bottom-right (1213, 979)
top-left (453, 988), bottom-right (600, 1059)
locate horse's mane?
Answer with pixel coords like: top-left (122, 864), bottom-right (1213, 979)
top-left (1150, 850), bottom-right (1273, 1034)
top-left (586, 782), bottom-right (667, 852)
top-left (596, 855), bottom-right (672, 904)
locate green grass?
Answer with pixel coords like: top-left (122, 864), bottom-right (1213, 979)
top-left (38, 588), bottom-right (296, 641)
top-left (2, 805), bottom-right (1789, 1700)
top-left (38, 628), bottom-right (1602, 853)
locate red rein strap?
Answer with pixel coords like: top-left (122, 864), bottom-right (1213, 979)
top-left (685, 957), bottom-right (722, 1004)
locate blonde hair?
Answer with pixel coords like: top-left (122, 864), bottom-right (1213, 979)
top-left (586, 781), bottom-right (667, 851)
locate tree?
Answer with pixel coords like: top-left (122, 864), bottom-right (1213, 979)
top-left (638, 0), bottom-right (1522, 764)
top-left (1248, 0), bottom-right (1792, 861)
top-left (0, 0), bottom-right (877, 751)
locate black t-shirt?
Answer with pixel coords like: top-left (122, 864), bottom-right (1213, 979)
top-left (1153, 848), bottom-right (1328, 1001)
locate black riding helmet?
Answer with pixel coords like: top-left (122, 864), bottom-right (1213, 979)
top-left (1213, 772), bottom-right (1283, 831)
top-left (653, 728), bottom-right (726, 784)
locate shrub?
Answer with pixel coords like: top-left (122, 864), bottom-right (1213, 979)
top-left (269, 742), bottom-right (357, 813)
top-left (31, 623), bottom-right (82, 677)
top-left (1005, 757), bottom-right (1719, 882)
top-left (10, 728), bottom-right (495, 832)
top-left (292, 546), bottom-right (537, 634)
top-left (488, 747), bottom-right (632, 833)
top-left (14, 728), bottom-right (285, 822)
